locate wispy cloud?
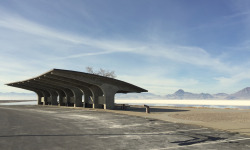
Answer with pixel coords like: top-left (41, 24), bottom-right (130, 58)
top-left (134, 45), bottom-right (238, 74)
top-left (0, 13), bottom-right (145, 57)
top-left (0, 11), bottom-right (249, 93)
top-left (0, 14), bottom-right (234, 73)
top-left (226, 11), bottom-right (250, 19)
top-left (119, 75), bottom-right (199, 95)
top-left (215, 71), bottom-right (250, 87)
top-left (0, 15), bottom-right (85, 44)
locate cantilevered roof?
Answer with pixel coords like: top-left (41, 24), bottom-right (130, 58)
top-left (6, 69), bottom-right (148, 94)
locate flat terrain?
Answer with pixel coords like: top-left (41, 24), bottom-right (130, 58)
top-left (1, 105), bottom-right (250, 150)
top-left (109, 106), bottom-right (250, 136)
top-left (0, 100), bottom-right (36, 103)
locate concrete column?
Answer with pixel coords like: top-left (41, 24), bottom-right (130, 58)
top-left (71, 88), bottom-right (83, 107)
top-left (80, 89), bottom-right (92, 108)
top-left (89, 86), bottom-right (103, 109)
top-left (41, 91), bottom-right (49, 105)
top-left (101, 84), bottom-right (118, 110)
top-left (103, 92), bottom-right (116, 109)
top-left (60, 96), bottom-right (68, 106)
top-left (57, 91), bottom-right (64, 106)
top-left (61, 89), bottom-right (73, 106)
top-left (43, 97), bottom-right (48, 105)
top-left (35, 92), bottom-right (43, 105)
top-left (66, 96), bottom-right (71, 106)
top-left (49, 91), bottom-right (58, 105)
top-left (47, 96), bottom-right (52, 105)
top-left (83, 93), bottom-right (90, 107)
top-left (37, 95), bottom-right (42, 105)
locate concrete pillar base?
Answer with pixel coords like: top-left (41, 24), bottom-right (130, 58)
top-left (93, 104), bottom-right (103, 109)
top-left (104, 104), bottom-right (114, 110)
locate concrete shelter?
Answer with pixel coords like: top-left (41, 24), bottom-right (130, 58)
top-left (6, 69), bottom-right (147, 109)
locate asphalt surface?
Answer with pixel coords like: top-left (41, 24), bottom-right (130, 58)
top-left (0, 105), bottom-right (250, 150)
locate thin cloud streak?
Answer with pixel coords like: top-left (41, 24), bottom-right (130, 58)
top-left (119, 75), bottom-right (199, 95)
top-left (56, 51), bottom-right (113, 59)
top-left (0, 12), bottom-right (248, 92)
top-left (0, 14), bottom-right (139, 52)
top-left (9, 16), bottom-right (232, 75)
top-left (215, 71), bottom-right (250, 87)
top-left (0, 13), bottom-right (243, 74)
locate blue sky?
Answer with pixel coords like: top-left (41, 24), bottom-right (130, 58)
top-left (1, 0), bottom-right (250, 95)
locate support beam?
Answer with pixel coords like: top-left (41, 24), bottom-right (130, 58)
top-left (6, 69), bottom-right (148, 110)
top-left (38, 78), bottom-right (83, 107)
top-left (14, 83), bottom-right (50, 105)
top-left (9, 84), bottom-right (44, 105)
top-left (47, 73), bottom-right (107, 109)
top-left (101, 84), bottom-right (119, 109)
top-left (89, 86), bottom-right (104, 109)
top-left (44, 75), bottom-right (94, 108)
top-left (29, 80), bottom-right (67, 106)
top-left (21, 82), bottom-right (58, 105)
top-left (37, 78), bottom-right (74, 106)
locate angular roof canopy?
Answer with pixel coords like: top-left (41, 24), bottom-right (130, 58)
top-left (6, 69), bottom-right (148, 94)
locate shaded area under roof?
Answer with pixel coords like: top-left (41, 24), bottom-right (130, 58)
top-left (6, 69), bottom-right (147, 109)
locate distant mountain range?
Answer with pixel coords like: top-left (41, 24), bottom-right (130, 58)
top-left (165, 87), bottom-right (250, 100)
top-left (1, 87), bottom-right (250, 100)
top-left (116, 87), bottom-right (250, 100)
top-left (165, 89), bottom-right (214, 99)
top-left (226, 87), bottom-right (250, 100)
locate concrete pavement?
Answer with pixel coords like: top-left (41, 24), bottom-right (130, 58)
top-left (0, 105), bottom-right (250, 150)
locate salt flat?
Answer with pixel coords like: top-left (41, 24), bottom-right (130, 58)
top-left (116, 99), bottom-right (250, 107)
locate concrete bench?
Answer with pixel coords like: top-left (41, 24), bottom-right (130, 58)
top-left (116, 104), bottom-right (130, 110)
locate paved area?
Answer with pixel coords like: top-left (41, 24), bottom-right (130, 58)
top-left (0, 105), bottom-right (250, 150)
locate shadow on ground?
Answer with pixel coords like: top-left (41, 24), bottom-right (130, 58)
top-left (115, 106), bottom-right (189, 113)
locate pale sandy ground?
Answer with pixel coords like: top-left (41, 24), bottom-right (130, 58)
top-left (0, 100), bottom-right (36, 103)
top-left (93, 105), bottom-right (250, 136)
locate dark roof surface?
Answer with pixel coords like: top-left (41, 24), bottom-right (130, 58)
top-left (6, 69), bottom-right (148, 93)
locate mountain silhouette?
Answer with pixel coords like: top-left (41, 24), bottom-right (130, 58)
top-left (166, 89), bottom-right (213, 99)
top-left (227, 87), bottom-right (250, 100)
top-left (2, 87), bottom-right (250, 100)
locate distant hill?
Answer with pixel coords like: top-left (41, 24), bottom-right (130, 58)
top-left (165, 89), bottom-right (214, 100)
top-left (165, 88), bottom-right (250, 100)
top-left (226, 87), bottom-right (250, 100)
top-left (2, 87), bottom-right (250, 100)
top-left (164, 88), bottom-right (250, 100)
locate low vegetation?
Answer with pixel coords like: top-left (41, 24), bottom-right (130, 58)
top-left (85, 66), bottom-right (116, 78)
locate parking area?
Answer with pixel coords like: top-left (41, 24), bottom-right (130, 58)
top-left (0, 105), bottom-right (250, 150)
